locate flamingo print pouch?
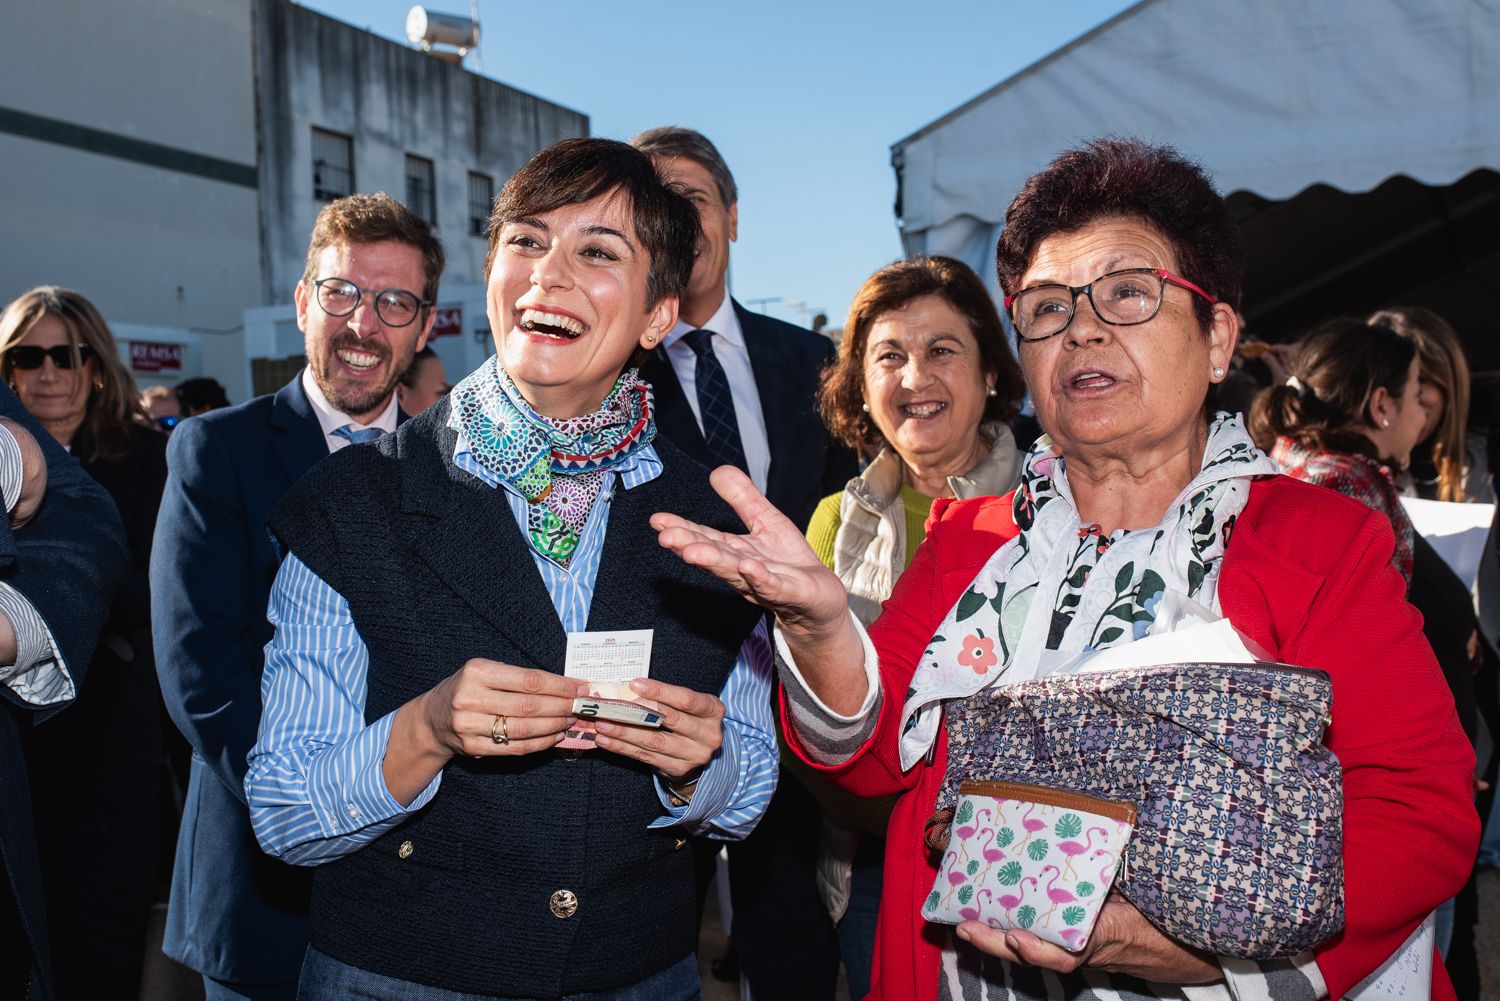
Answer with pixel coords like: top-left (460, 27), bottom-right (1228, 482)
top-left (922, 781), bottom-right (1136, 952)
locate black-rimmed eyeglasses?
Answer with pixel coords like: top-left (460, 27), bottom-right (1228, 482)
top-left (310, 277), bottom-right (431, 328)
top-left (1004, 268), bottom-right (1216, 342)
top-left (6, 344), bottom-right (94, 370)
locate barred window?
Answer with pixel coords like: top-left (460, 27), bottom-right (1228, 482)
top-left (405, 154), bottom-right (436, 224)
top-left (468, 171), bottom-right (494, 237)
top-left (312, 128), bottom-right (353, 202)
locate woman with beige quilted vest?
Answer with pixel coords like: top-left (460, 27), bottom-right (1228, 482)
top-left (798, 255), bottom-right (1026, 999)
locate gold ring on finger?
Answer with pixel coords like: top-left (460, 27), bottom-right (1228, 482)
top-left (491, 714), bottom-right (509, 745)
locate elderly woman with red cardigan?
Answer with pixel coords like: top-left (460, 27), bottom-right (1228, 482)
top-left (655, 139), bottom-right (1476, 1000)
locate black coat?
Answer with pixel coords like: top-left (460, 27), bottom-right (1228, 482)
top-left (640, 301), bottom-right (857, 531)
top-left (0, 386), bottom-right (128, 1000)
top-left (150, 376), bottom-right (327, 983)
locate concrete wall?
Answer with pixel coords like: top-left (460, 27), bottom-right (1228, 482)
top-left (0, 0), bottom-right (261, 344)
top-left (1, 0), bottom-right (587, 402)
top-left (253, 0), bottom-right (590, 313)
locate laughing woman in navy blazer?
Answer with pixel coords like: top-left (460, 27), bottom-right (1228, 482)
top-left (246, 138), bottom-right (777, 1000)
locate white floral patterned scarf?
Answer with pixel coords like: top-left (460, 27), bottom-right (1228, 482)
top-left (897, 412), bottom-right (1279, 770)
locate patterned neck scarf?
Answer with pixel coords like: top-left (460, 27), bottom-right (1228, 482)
top-left (448, 356), bottom-right (656, 566)
top-left (897, 412), bottom-right (1280, 769)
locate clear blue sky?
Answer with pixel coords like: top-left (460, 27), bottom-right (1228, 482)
top-left (308, 0), bottom-right (1136, 329)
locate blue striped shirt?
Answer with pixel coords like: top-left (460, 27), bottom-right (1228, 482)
top-left (0, 422), bottom-right (68, 705)
top-left (246, 438), bottom-right (777, 865)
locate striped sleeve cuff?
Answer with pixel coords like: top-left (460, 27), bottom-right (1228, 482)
top-left (0, 582), bottom-right (71, 706)
top-left (774, 611), bottom-right (881, 765)
top-left (649, 619), bottom-right (778, 840)
top-left (0, 424), bottom-right (22, 513)
top-left (1210, 951), bottom-right (1327, 1001)
top-left (650, 726), bottom-right (740, 835)
top-left (305, 709), bottom-right (442, 840)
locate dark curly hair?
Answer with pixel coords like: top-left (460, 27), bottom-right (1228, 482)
top-left (302, 193), bottom-right (446, 304)
top-left (1247, 318), bottom-right (1416, 461)
top-left (995, 138), bottom-right (1243, 331)
top-left (819, 256), bottom-right (1024, 452)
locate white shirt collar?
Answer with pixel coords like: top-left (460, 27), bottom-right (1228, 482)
top-left (663, 293), bottom-right (742, 349)
top-left (300, 367), bottom-right (400, 445)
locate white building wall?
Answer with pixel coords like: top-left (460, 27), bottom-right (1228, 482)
top-left (0, 0), bottom-right (260, 399)
top-left (1, 0), bottom-right (587, 403)
top-left (253, 1), bottom-right (590, 307)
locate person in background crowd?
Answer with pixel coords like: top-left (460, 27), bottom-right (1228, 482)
top-left (800, 255), bottom-right (1026, 999)
top-left (1368, 306), bottom-right (1495, 985)
top-left (1249, 318), bottom-right (1427, 584)
top-left (175, 376), bottom-right (231, 416)
top-left (1371, 306), bottom-right (1492, 504)
top-left (631, 124), bottom-right (858, 1001)
top-left (152, 192), bottom-right (443, 1001)
top-left (142, 384), bottom-right (184, 433)
top-left (0, 286), bottom-right (169, 1000)
top-left (1250, 318), bottom-right (1492, 981)
top-left (395, 344), bottom-right (449, 414)
top-left (247, 136), bottom-right (776, 1001)
top-left (656, 138), bottom-right (1476, 1001)
top-left (0, 381), bottom-right (128, 1001)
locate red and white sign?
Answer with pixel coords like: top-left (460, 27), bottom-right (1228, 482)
top-left (129, 341), bottom-right (183, 373)
top-left (430, 305), bottom-right (463, 338)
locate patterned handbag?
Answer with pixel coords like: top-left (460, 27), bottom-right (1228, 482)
top-left (923, 782), bottom-right (1136, 952)
top-left (925, 661), bottom-right (1344, 959)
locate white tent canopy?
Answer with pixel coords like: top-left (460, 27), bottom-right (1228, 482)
top-left (894, 0), bottom-right (1500, 279)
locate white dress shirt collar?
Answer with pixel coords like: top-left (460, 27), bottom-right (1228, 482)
top-left (301, 368), bottom-right (400, 453)
top-left (664, 293), bottom-right (742, 349)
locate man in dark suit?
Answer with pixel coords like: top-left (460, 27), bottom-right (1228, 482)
top-left (151, 193), bottom-right (442, 1001)
top-left (631, 127), bottom-right (858, 1001)
top-left (0, 386), bottom-right (128, 1000)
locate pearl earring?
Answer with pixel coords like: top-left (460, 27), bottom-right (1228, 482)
top-left (986, 387), bottom-right (997, 398)
top-left (1213, 367), bottom-right (1224, 378)
top-left (1381, 418), bottom-right (1390, 428)
top-left (861, 403), bottom-right (870, 413)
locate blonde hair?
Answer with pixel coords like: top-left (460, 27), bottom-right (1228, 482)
top-left (1369, 307), bottom-right (1471, 502)
top-left (0, 286), bottom-right (145, 464)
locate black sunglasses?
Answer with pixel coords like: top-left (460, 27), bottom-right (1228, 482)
top-left (7, 344), bottom-right (94, 370)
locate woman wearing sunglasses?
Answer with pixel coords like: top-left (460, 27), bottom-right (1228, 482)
top-left (0, 286), bottom-right (170, 1000)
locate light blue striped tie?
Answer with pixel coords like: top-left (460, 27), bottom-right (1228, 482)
top-left (332, 424), bottom-right (384, 445)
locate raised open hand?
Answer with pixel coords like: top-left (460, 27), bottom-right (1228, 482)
top-left (651, 466), bottom-right (848, 635)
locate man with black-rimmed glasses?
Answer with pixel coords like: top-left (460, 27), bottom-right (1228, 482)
top-left (151, 193), bottom-right (443, 1001)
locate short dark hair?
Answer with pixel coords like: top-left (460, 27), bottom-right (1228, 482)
top-left (629, 126), bottom-right (738, 208)
top-left (485, 137), bottom-right (698, 309)
top-left (1248, 318), bottom-right (1416, 461)
top-left (819, 256), bottom-right (1025, 451)
top-left (996, 138), bottom-right (1242, 330)
top-left (175, 376), bottom-right (230, 414)
top-left (301, 193), bottom-right (446, 303)
top-left (398, 345), bottom-right (438, 389)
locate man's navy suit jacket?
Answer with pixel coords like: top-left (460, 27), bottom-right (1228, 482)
top-left (151, 375), bottom-right (334, 983)
top-left (0, 383), bottom-right (127, 1000)
top-left (640, 301), bottom-right (857, 531)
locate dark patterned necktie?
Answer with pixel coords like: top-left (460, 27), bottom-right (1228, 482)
top-left (332, 424), bottom-right (384, 445)
top-left (681, 328), bottom-right (748, 472)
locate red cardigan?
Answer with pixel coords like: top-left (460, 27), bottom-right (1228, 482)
top-left (781, 475), bottom-right (1477, 1001)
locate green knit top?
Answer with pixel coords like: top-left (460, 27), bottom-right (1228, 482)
top-left (805, 483), bottom-right (940, 571)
